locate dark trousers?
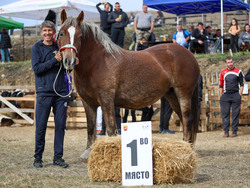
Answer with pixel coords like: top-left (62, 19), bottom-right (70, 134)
top-left (197, 100), bottom-right (202, 127)
top-left (160, 97), bottom-right (173, 131)
top-left (34, 96), bottom-right (68, 159)
top-left (101, 108), bottom-right (121, 132)
top-left (230, 34), bottom-right (239, 52)
top-left (141, 106), bottom-right (154, 121)
top-left (220, 92), bottom-right (241, 132)
top-left (123, 109), bottom-right (136, 122)
top-left (190, 40), bottom-right (209, 53)
top-left (111, 28), bottom-right (125, 48)
top-left (101, 28), bottom-right (111, 37)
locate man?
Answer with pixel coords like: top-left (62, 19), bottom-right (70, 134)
top-left (245, 68), bottom-right (250, 81)
top-left (189, 22), bottom-right (209, 53)
top-left (219, 57), bottom-right (244, 138)
top-left (172, 24), bottom-right (190, 48)
top-left (108, 2), bottom-right (129, 47)
top-left (159, 97), bottom-right (175, 134)
top-left (31, 20), bottom-right (69, 168)
top-left (96, 1), bottom-right (113, 36)
top-left (134, 4), bottom-right (154, 50)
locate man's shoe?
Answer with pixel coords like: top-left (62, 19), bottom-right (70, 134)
top-left (161, 129), bottom-right (175, 134)
top-left (231, 131), bottom-right (237, 137)
top-left (33, 158), bottom-right (43, 168)
top-left (98, 130), bottom-right (106, 136)
top-left (53, 157), bottom-right (68, 168)
top-left (223, 131), bottom-right (229, 138)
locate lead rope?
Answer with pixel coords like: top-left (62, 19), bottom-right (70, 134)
top-left (53, 62), bottom-right (73, 98)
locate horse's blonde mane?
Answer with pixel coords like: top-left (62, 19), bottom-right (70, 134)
top-left (61, 17), bottom-right (122, 56)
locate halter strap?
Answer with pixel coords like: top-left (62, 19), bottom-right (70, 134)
top-left (59, 44), bottom-right (78, 54)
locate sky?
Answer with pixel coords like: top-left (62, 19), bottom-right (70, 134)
top-left (0, 0), bottom-right (145, 27)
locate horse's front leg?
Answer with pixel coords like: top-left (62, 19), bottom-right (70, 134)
top-left (80, 100), bottom-right (97, 162)
top-left (100, 100), bottom-right (117, 136)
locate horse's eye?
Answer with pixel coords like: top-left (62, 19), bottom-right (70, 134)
top-left (60, 32), bottom-right (64, 37)
top-left (80, 36), bottom-right (83, 40)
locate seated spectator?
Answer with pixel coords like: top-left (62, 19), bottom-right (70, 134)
top-left (172, 24), bottom-right (190, 48)
top-left (129, 32), bottom-right (155, 51)
top-left (205, 26), bottom-right (214, 51)
top-left (239, 24), bottom-right (250, 51)
top-left (137, 37), bottom-right (148, 51)
top-left (213, 29), bottom-right (221, 39)
top-left (155, 10), bottom-right (164, 26)
top-left (189, 22), bottom-right (209, 53)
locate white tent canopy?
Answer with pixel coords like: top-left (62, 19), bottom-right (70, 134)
top-left (0, 0), bottom-right (99, 21)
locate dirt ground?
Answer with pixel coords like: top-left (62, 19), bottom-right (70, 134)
top-left (0, 125), bottom-right (250, 188)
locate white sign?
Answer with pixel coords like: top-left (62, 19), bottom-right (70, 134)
top-left (121, 121), bottom-right (153, 186)
top-left (243, 84), bottom-right (248, 94)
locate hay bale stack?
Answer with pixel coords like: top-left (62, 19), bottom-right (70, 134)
top-left (88, 137), bottom-right (197, 184)
top-left (88, 137), bottom-right (122, 183)
top-left (153, 138), bottom-right (197, 184)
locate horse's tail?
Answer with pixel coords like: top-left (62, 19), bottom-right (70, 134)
top-left (189, 83), bottom-right (199, 144)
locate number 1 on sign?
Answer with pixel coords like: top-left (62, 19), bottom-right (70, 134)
top-left (127, 139), bottom-right (137, 166)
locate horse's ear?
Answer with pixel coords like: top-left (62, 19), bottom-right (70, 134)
top-left (77, 11), bottom-right (84, 25)
top-left (61, 9), bottom-right (67, 24)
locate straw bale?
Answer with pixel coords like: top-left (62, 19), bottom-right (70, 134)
top-left (153, 138), bottom-right (197, 184)
top-left (88, 137), bottom-right (122, 183)
top-left (88, 137), bottom-right (197, 185)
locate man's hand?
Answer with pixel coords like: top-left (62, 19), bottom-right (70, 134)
top-left (198, 40), bottom-right (203, 45)
top-left (55, 52), bottom-right (62, 62)
top-left (115, 18), bottom-right (122, 22)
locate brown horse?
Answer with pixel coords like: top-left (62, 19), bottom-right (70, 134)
top-left (57, 10), bottom-right (200, 160)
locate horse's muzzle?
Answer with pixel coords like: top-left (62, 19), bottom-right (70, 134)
top-left (63, 57), bottom-right (76, 70)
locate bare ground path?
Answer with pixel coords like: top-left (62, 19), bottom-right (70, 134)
top-left (0, 126), bottom-right (250, 188)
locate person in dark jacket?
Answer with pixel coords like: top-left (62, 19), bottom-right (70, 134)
top-left (0, 27), bottom-right (12, 63)
top-left (189, 22), bottom-right (209, 53)
top-left (31, 20), bottom-right (69, 168)
top-left (108, 2), bottom-right (129, 47)
top-left (96, 1), bottom-right (113, 36)
top-left (245, 68), bottom-right (250, 81)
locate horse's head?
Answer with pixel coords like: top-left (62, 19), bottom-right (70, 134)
top-left (57, 10), bottom-right (84, 70)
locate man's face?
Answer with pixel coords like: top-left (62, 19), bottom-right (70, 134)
top-left (104, 3), bottom-right (110, 12)
top-left (225, 59), bottom-right (234, 70)
top-left (198, 24), bottom-right (203, 30)
top-left (141, 38), bottom-right (147, 44)
top-left (142, 5), bottom-right (148, 13)
top-left (40, 26), bottom-right (55, 43)
top-left (115, 3), bottom-right (120, 11)
top-left (177, 25), bottom-right (182, 31)
top-left (206, 27), bottom-right (211, 33)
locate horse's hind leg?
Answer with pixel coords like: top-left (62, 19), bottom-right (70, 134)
top-left (80, 101), bottom-right (97, 162)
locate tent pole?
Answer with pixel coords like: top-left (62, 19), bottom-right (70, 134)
top-left (22, 28), bottom-right (25, 61)
top-left (221, 0), bottom-right (224, 54)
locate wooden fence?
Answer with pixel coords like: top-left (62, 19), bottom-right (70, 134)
top-left (1, 74), bottom-right (250, 130)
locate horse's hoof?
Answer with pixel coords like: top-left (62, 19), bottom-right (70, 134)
top-left (80, 148), bottom-right (92, 163)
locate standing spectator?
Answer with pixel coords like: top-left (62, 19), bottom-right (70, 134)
top-left (123, 109), bottom-right (136, 123)
top-left (197, 75), bottom-right (203, 132)
top-left (159, 97), bottom-right (175, 134)
top-left (134, 4), bottom-right (154, 51)
top-left (172, 24), bottom-right (190, 48)
top-left (31, 20), bottom-right (69, 168)
top-left (239, 24), bottom-right (250, 51)
top-left (108, 2), bottom-right (129, 48)
top-left (96, 1), bottom-right (113, 36)
top-left (228, 18), bottom-right (241, 52)
top-left (219, 57), bottom-right (244, 138)
top-left (0, 27), bottom-right (12, 63)
top-left (245, 68), bottom-right (250, 81)
top-left (189, 22), bottom-right (209, 53)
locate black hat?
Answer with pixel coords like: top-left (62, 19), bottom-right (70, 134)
top-left (45, 10), bottom-right (56, 24)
